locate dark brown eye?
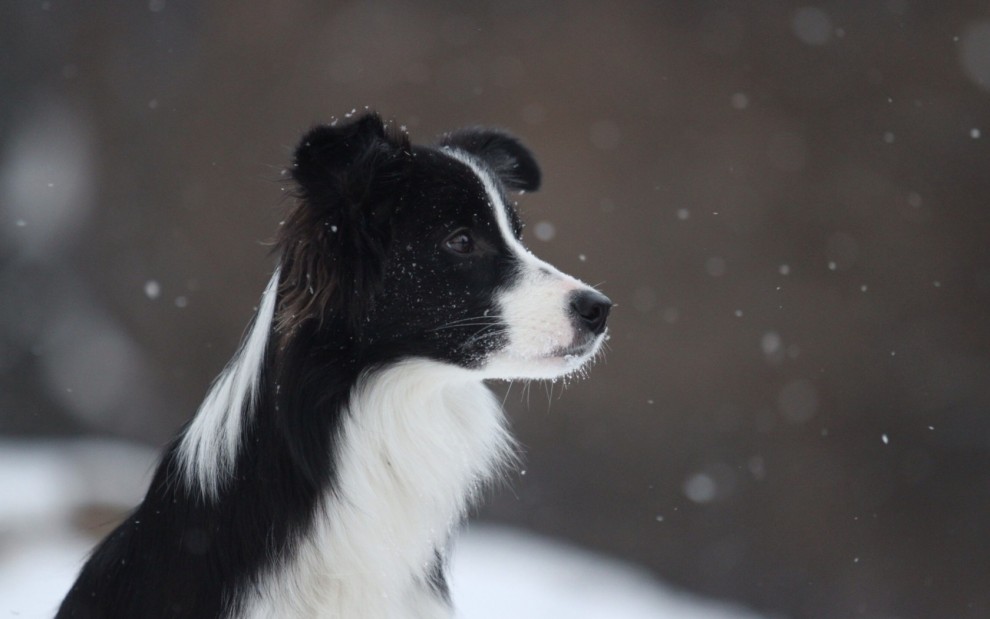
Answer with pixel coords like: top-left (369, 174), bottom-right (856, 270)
top-left (444, 229), bottom-right (475, 255)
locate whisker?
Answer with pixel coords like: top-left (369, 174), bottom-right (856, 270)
top-left (456, 326), bottom-right (510, 351)
top-left (430, 324), bottom-right (502, 336)
top-left (427, 314), bottom-right (503, 332)
top-left (430, 320), bottom-right (502, 331)
top-left (429, 321), bottom-right (503, 333)
top-left (502, 381), bottom-right (515, 407)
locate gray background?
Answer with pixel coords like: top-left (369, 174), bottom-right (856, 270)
top-left (2, 2), bottom-right (989, 618)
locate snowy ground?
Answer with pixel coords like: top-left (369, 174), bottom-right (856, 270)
top-left (0, 439), bottom-right (767, 619)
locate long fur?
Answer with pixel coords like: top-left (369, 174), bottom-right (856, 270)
top-left (57, 112), bottom-right (610, 619)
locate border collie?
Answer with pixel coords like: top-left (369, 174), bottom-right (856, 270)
top-left (57, 112), bottom-right (611, 618)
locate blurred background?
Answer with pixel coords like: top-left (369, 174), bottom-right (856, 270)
top-left (2, 1), bottom-right (989, 618)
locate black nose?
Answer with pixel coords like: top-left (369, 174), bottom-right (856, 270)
top-left (569, 289), bottom-right (612, 336)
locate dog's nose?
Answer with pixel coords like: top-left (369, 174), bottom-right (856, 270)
top-left (569, 289), bottom-right (612, 336)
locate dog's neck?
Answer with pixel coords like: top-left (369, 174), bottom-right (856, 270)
top-left (241, 360), bottom-right (514, 617)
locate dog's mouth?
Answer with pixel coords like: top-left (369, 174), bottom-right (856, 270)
top-left (545, 332), bottom-right (604, 361)
top-left (480, 330), bottom-right (606, 380)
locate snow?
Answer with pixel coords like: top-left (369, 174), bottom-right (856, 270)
top-left (959, 21), bottom-right (990, 91)
top-left (144, 279), bottom-right (161, 299)
top-left (761, 331), bottom-right (783, 361)
top-left (532, 220), bottom-right (556, 242)
top-left (791, 7), bottom-right (833, 46)
top-left (683, 472), bottom-right (718, 504)
top-left (453, 527), bottom-right (767, 619)
top-left (0, 439), bottom-right (768, 619)
top-left (730, 92), bottom-right (749, 110)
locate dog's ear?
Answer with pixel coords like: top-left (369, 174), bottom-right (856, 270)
top-left (290, 112), bottom-right (411, 225)
top-left (277, 112), bottom-right (412, 333)
top-left (440, 128), bottom-right (541, 192)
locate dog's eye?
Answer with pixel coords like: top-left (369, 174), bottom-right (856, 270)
top-left (444, 229), bottom-right (475, 255)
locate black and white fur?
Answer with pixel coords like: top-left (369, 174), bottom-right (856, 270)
top-left (57, 113), bottom-right (611, 618)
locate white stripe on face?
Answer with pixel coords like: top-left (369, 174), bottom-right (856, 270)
top-left (442, 148), bottom-right (605, 380)
top-left (441, 148), bottom-right (567, 279)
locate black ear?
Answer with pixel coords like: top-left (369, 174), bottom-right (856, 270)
top-left (290, 112), bottom-right (410, 222)
top-left (440, 128), bottom-right (541, 192)
top-left (276, 112), bottom-right (411, 333)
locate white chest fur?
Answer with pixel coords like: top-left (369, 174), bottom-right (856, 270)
top-left (241, 360), bottom-right (514, 619)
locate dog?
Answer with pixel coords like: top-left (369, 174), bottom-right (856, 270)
top-left (57, 112), bottom-right (611, 618)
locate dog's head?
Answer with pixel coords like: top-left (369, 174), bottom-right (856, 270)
top-left (277, 112), bottom-right (610, 380)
